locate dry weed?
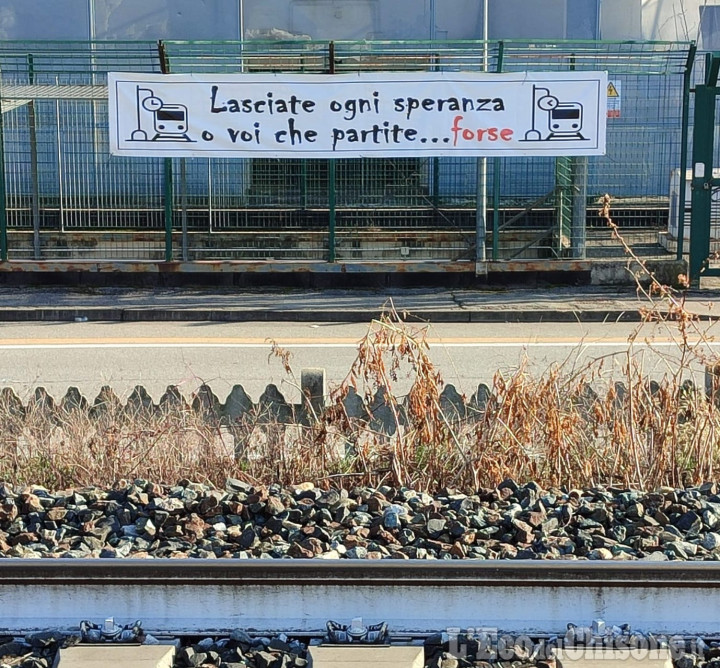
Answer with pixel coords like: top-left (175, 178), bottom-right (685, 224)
top-left (2, 203), bottom-right (720, 491)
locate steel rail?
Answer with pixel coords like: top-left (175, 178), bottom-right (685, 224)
top-left (1, 560), bottom-right (719, 635)
top-left (0, 559), bottom-right (718, 587)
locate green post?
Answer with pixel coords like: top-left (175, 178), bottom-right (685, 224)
top-left (0, 86), bottom-right (7, 262)
top-left (328, 159), bottom-right (336, 263)
top-left (689, 51), bottom-right (720, 286)
top-left (431, 48), bottom-right (440, 212)
top-left (158, 40), bottom-right (174, 263)
top-left (689, 84), bottom-right (715, 286)
top-left (492, 41), bottom-right (505, 261)
top-left (327, 40), bottom-right (336, 263)
top-left (555, 157), bottom-right (573, 255)
top-left (27, 54), bottom-right (41, 260)
top-left (492, 158), bottom-right (500, 260)
top-left (164, 158), bottom-right (173, 262)
top-left (676, 43), bottom-right (697, 260)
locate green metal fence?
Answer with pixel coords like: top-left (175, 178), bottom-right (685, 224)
top-left (0, 39), bottom-right (694, 265)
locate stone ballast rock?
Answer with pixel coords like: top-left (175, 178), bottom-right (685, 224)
top-left (2, 625), bottom-right (718, 668)
top-left (0, 630), bottom-right (310, 668)
top-left (2, 479), bottom-right (720, 560)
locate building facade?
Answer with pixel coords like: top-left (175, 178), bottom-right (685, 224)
top-left (0, 0), bottom-right (715, 44)
top-left (0, 2), bottom-right (705, 267)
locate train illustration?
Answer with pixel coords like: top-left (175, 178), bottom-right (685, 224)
top-left (548, 102), bottom-right (583, 138)
top-left (129, 87), bottom-right (193, 142)
top-left (524, 86), bottom-right (585, 141)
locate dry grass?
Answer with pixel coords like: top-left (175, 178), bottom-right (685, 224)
top-left (0, 394), bottom-right (238, 490)
top-left (1, 196), bottom-right (719, 493)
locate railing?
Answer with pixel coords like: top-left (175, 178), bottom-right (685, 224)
top-left (0, 39), bottom-right (694, 266)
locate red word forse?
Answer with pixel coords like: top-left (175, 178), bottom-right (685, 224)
top-left (451, 115), bottom-right (513, 146)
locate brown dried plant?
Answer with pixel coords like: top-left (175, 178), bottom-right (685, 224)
top-left (3, 202), bottom-right (720, 491)
top-left (597, 193), bottom-right (720, 487)
top-left (316, 300), bottom-right (463, 490)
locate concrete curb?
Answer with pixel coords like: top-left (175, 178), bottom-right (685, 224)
top-left (0, 307), bottom-right (707, 323)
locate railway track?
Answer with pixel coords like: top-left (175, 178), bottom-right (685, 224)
top-left (1, 560), bottom-right (719, 636)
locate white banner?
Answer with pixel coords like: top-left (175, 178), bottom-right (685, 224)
top-left (109, 71), bottom-right (607, 159)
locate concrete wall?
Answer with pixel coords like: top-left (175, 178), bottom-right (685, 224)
top-left (642, 0), bottom-right (699, 41)
top-left (0, 0), bottom-right (600, 42)
top-left (601, 0), bottom-right (642, 39)
top-left (2, 0), bottom-right (718, 43)
top-left (489, 0), bottom-right (567, 39)
top-left (639, 0), bottom-right (720, 44)
top-left (0, 0), bottom-right (240, 41)
top-left (92, 0), bottom-right (240, 40)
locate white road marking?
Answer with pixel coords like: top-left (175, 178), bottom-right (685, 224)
top-left (0, 341), bottom-right (714, 350)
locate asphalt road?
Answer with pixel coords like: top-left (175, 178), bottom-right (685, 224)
top-left (0, 319), bottom-right (718, 403)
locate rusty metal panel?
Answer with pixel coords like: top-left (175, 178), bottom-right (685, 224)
top-left (0, 259), bottom-right (475, 273)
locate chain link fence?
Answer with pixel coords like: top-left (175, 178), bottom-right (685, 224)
top-left (0, 39), bottom-right (694, 264)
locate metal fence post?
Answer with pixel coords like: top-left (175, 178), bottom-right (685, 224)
top-left (328, 160), bottom-right (336, 263)
top-left (328, 41), bottom-right (336, 263)
top-left (164, 159), bottom-right (173, 262)
top-left (430, 48), bottom-right (440, 215)
top-left (689, 52), bottom-right (720, 285)
top-left (158, 40), bottom-right (174, 262)
top-left (180, 158), bottom-right (188, 261)
top-left (54, 94), bottom-right (65, 233)
top-left (0, 80), bottom-right (7, 262)
top-left (492, 41), bottom-right (505, 261)
top-left (689, 83), bottom-right (715, 285)
top-left (475, 37), bottom-right (491, 266)
top-left (432, 158), bottom-right (440, 211)
top-left (571, 157), bottom-right (588, 258)
top-left (492, 159), bottom-right (500, 260)
top-left (557, 53), bottom-right (577, 257)
top-left (556, 157), bottom-right (572, 254)
top-left (475, 156), bottom-right (486, 263)
top-left (27, 54), bottom-right (41, 260)
top-left (676, 42), bottom-right (697, 260)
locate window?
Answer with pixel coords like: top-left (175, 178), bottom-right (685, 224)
top-left (700, 6), bottom-right (720, 51)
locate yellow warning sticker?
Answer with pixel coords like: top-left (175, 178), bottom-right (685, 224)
top-left (607, 80), bottom-right (621, 118)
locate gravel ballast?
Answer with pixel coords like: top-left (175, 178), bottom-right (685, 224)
top-left (1, 626), bottom-right (718, 668)
top-left (1, 478), bottom-right (720, 560)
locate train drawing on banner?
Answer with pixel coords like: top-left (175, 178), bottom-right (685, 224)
top-left (130, 87), bottom-right (195, 143)
top-left (523, 85), bottom-right (585, 142)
